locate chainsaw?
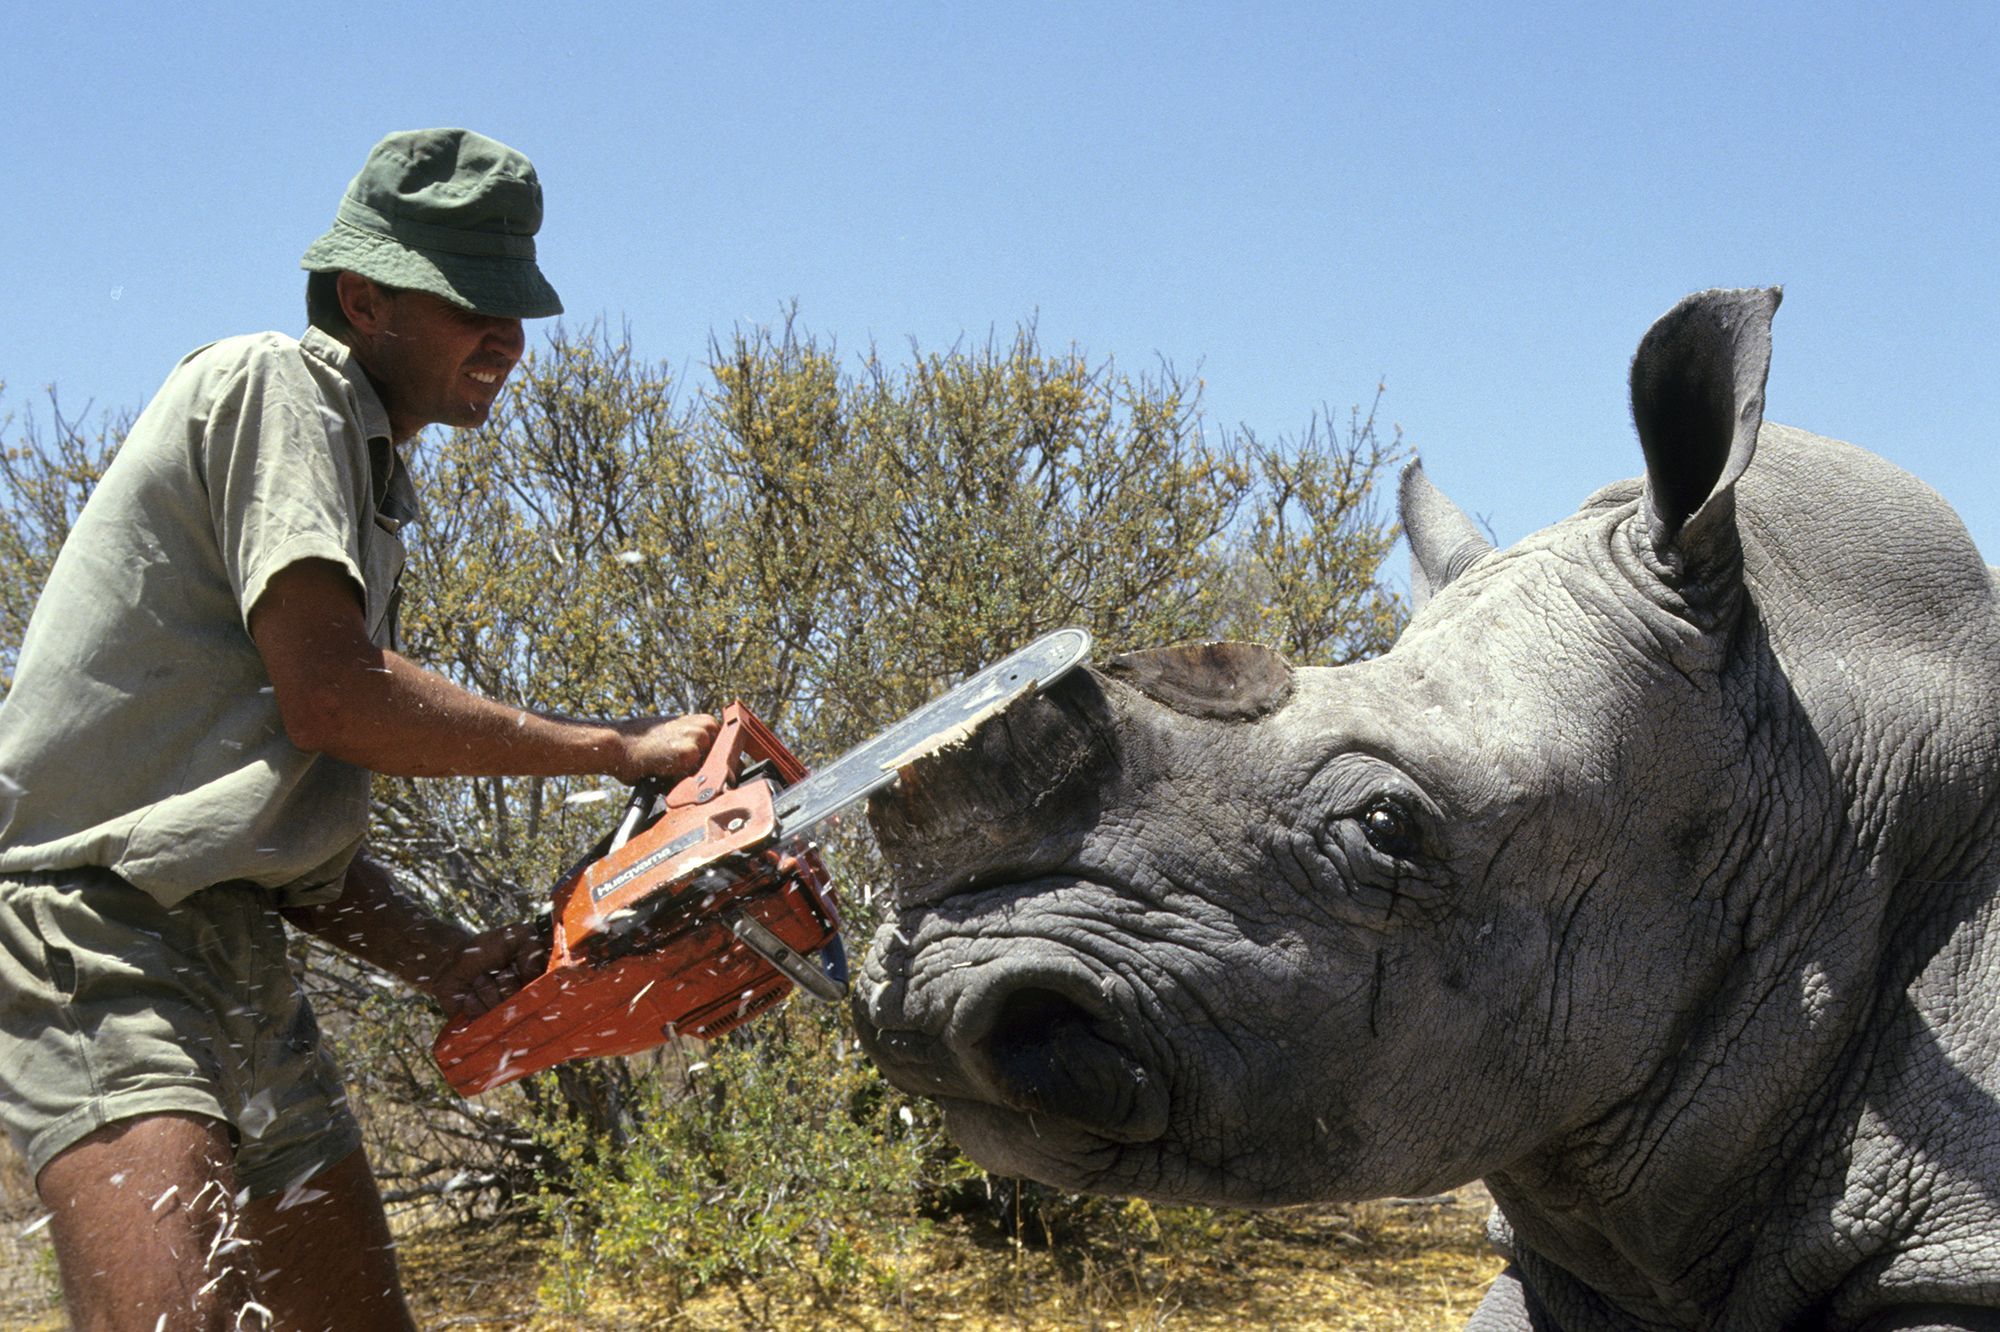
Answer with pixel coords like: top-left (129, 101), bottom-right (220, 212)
top-left (433, 627), bottom-right (1093, 1096)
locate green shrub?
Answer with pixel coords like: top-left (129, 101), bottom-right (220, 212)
top-left (533, 998), bottom-right (975, 1310)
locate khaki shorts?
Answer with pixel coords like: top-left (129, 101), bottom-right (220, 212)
top-left (0, 867), bottom-right (362, 1198)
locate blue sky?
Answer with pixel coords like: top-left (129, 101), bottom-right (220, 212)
top-left (3, 3), bottom-right (1994, 573)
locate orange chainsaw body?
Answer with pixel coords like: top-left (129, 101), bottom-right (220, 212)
top-left (433, 704), bottom-right (842, 1096)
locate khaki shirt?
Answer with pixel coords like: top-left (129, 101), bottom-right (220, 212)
top-left (0, 327), bottom-right (415, 907)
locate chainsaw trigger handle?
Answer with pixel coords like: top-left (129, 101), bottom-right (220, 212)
top-left (667, 707), bottom-right (762, 808)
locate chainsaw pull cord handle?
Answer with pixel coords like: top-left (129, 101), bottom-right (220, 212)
top-left (608, 776), bottom-right (665, 854)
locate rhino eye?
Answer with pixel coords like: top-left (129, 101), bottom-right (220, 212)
top-left (1361, 799), bottom-right (1420, 859)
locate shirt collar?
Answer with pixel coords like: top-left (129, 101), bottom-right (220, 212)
top-left (298, 326), bottom-right (417, 528)
top-left (299, 325), bottom-right (394, 446)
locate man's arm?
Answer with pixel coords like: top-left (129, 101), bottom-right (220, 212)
top-left (248, 558), bottom-right (714, 782)
top-left (281, 855), bottom-right (544, 1021)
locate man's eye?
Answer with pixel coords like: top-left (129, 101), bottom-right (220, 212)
top-left (1361, 800), bottom-right (1419, 858)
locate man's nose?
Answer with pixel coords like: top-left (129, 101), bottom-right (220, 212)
top-left (484, 317), bottom-right (526, 360)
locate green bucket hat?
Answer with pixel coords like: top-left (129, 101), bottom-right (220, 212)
top-left (301, 128), bottom-right (563, 319)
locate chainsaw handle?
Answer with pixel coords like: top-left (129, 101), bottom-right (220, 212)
top-left (607, 701), bottom-right (751, 855)
top-left (666, 704), bottom-right (751, 808)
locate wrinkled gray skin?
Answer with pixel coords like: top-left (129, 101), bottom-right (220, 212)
top-left (853, 289), bottom-right (2000, 1332)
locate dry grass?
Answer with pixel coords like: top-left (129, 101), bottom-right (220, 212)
top-left (398, 1191), bottom-right (1500, 1330)
top-left (1, 1132), bottom-right (1500, 1331)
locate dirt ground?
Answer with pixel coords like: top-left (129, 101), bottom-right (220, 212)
top-left (0, 1128), bottom-right (1504, 1328)
top-left (2, 1135), bottom-right (1500, 1332)
top-left (401, 1191), bottom-right (1501, 1331)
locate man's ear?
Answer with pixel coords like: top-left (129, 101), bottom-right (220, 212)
top-left (335, 271), bottom-right (394, 336)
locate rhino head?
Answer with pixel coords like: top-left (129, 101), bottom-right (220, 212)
top-left (853, 289), bottom-right (2000, 1329)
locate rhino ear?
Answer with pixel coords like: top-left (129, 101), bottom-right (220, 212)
top-left (1399, 460), bottom-right (1494, 612)
top-left (1103, 641), bottom-right (1294, 721)
top-left (1629, 287), bottom-right (1781, 569)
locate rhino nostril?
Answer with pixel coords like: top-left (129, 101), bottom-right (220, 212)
top-left (982, 987), bottom-right (1091, 1065)
top-left (974, 986), bottom-right (1167, 1142)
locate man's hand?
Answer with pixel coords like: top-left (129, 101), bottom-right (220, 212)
top-left (423, 919), bottom-right (551, 1022)
top-left (608, 713), bottom-right (721, 786)
top-left (286, 856), bottom-right (547, 1022)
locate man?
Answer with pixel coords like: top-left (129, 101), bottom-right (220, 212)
top-left (0, 128), bottom-right (714, 1330)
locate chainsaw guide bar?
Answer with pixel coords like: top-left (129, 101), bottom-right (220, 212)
top-left (432, 628), bottom-right (1093, 1096)
top-left (772, 627), bottom-right (1093, 835)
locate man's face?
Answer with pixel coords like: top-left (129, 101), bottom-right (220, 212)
top-left (344, 279), bottom-right (526, 442)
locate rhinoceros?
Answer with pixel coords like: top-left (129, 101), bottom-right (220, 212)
top-left (852, 288), bottom-right (2000, 1331)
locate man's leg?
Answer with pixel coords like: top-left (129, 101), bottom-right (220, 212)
top-left (240, 1145), bottom-right (415, 1332)
top-left (37, 1112), bottom-right (258, 1332)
